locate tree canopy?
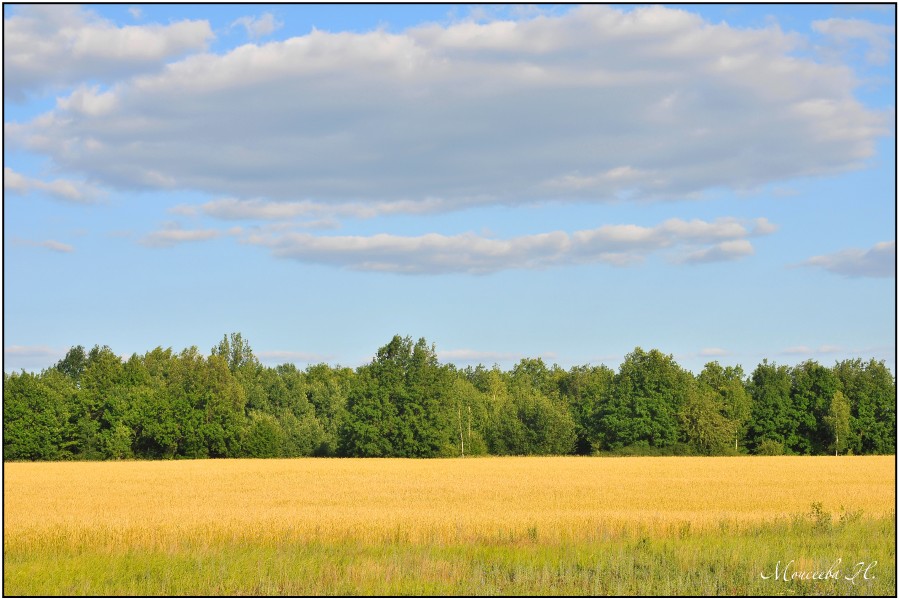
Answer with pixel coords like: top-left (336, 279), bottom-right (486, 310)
top-left (4, 334), bottom-right (895, 460)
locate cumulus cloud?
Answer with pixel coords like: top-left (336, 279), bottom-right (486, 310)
top-left (4, 167), bottom-right (104, 204)
top-left (55, 85), bottom-right (119, 116)
top-left (242, 216), bottom-right (774, 274)
top-left (3, 4), bottom-right (213, 99)
top-left (800, 241), bottom-right (895, 278)
top-left (231, 13), bottom-right (283, 39)
top-left (813, 17), bottom-right (895, 65)
top-left (5, 5), bottom-right (888, 209)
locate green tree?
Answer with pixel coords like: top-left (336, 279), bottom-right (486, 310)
top-left (129, 385), bottom-right (179, 459)
top-left (305, 363), bottom-right (352, 456)
top-left (679, 381), bottom-right (738, 455)
top-left (55, 345), bottom-right (88, 384)
top-left (790, 360), bottom-right (839, 454)
top-left (833, 359), bottom-right (896, 454)
top-left (201, 354), bottom-right (248, 457)
top-left (280, 409), bottom-right (328, 456)
top-left (488, 381), bottom-right (576, 455)
top-left (340, 335), bottom-right (456, 457)
top-left (597, 348), bottom-right (691, 451)
top-left (824, 390), bottom-right (851, 456)
top-left (3, 371), bottom-right (70, 460)
top-left (71, 345), bottom-right (124, 459)
top-left (747, 360), bottom-right (794, 453)
top-left (242, 411), bottom-right (286, 458)
top-left (211, 332), bottom-right (257, 372)
top-left (509, 358), bottom-right (566, 399)
top-left (339, 366), bottom-right (399, 457)
top-left (450, 376), bottom-right (489, 456)
top-left (128, 348), bottom-right (178, 458)
top-left (698, 362), bottom-right (751, 452)
top-left (560, 364), bottom-right (614, 454)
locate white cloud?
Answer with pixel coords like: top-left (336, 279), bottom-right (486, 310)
top-left (812, 18), bottom-right (895, 65)
top-left (40, 240), bottom-right (75, 253)
top-left (231, 13), bottom-right (283, 39)
top-left (56, 85), bottom-right (118, 116)
top-left (699, 347), bottom-right (731, 357)
top-left (681, 239), bottom-right (754, 264)
top-left (782, 345), bottom-right (844, 356)
top-left (800, 241), bottom-right (895, 278)
top-left (195, 196), bottom-right (457, 221)
top-left (3, 5), bottom-right (213, 99)
top-left (129, 7), bottom-right (142, 20)
top-left (3, 345), bottom-right (67, 372)
top-left (7, 5), bottom-right (888, 208)
top-left (5, 345), bottom-right (62, 357)
top-left (242, 216), bottom-right (774, 275)
top-left (4, 167), bottom-right (103, 204)
top-left (10, 238), bottom-right (75, 253)
top-left (139, 223), bottom-right (221, 248)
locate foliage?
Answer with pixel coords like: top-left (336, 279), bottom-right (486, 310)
top-left (747, 360), bottom-right (795, 452)
top-left (678, 381), bottom-right (738, 455)
top-left (3, 334), bottom-right (895, 460)
top-left (597, 348), bottom-right (691, 451)
top-left (824, 390), bottom-right (851, 456)
top-left (756, 439), bottom-right (785, 456)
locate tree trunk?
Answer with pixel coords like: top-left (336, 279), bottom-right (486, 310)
top-left (458, 405), bottom-right (464, 457)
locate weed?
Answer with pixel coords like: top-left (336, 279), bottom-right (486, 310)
top-left (809, 501), bottom-right (832, 532)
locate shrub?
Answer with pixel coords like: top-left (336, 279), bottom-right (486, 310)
top-left (756, 439), bottom-right (784, 456)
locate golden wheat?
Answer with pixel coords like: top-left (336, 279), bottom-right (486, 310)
top-left (5, 456), bottom-right (894, 552)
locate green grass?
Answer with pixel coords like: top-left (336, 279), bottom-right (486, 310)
top-left (5, 512), bottom-right (894, 595)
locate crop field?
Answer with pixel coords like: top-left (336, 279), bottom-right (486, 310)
top-left (4, 456), bottom-right (895, 595)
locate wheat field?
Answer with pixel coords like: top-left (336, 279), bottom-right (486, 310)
top-left (4, 456), bottom-right (895, 595)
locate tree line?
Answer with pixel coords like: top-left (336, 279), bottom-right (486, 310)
top-left (3, 333), bottom-right (895, 461)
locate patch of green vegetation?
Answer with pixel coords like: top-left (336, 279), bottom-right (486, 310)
top-left (5, 511), bottom-right (894, 596)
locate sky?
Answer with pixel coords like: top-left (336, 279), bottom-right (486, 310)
top-left (3, 3), bottom-right (896, 375)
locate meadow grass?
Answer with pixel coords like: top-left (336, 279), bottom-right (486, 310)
top-left (4, 456), bottom-right (895, 595)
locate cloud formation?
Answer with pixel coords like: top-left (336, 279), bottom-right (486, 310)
top-left (781, 344), bottom-right (844, 356)
top-left (10, 238), bottom-right (75, 253)
top-left (6, 5), bottom-right (888, 209)
top-left (698, 347), bottom-right (731, 357)
top-left (4, 345), bottom-right (66, 372)
top-left (193, 196), bottom-right (456, 220)
top-left (3, 5), bottom-right (213, 100)
top-left (231, 13), bottom-right (283, 39)
top-left (813, 17), bottom-right (895, 65)
top-left (800, 241), bottom-right (895, 278)
top-left (139, 223), bottom-right (222, 248)
top-left (241, 217), bottom-right (775, 274)
top-left (4, 167), bottom-right (104, 204)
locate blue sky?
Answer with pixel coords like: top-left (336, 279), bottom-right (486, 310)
top-left (3, 3), bottom-right (895, 374)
